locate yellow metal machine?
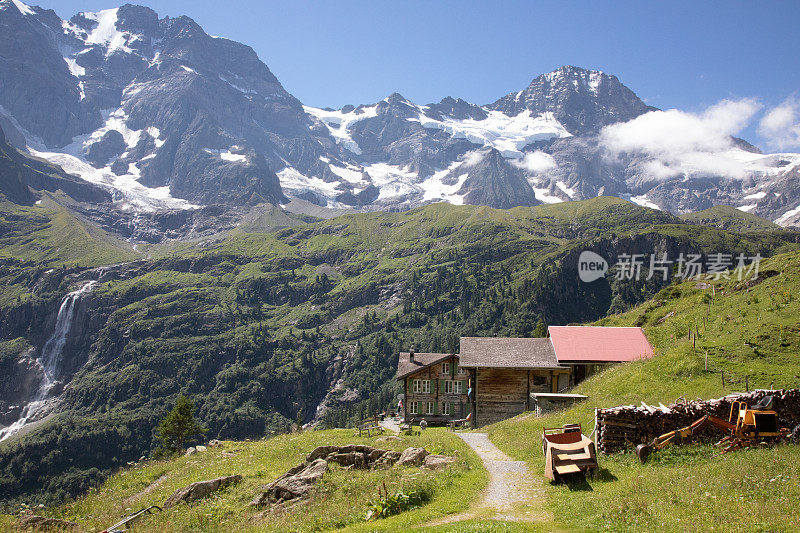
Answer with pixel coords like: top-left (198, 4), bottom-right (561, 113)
top-left (636, 396), bottom-right (787, 463)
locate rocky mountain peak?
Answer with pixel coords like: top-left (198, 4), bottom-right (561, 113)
top-left (488, 65), bottom-right (655, 135)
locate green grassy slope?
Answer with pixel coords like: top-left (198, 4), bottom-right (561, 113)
top-left (0, 194), bottom-right (136, 268)
top-left (1, 428), bottom-right (487, 532)
top-left (486, 250), bottom-right (800, 532)
top-left (679, 204), bottom-right (781, 232)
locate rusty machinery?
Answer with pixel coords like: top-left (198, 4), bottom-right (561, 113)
top-left (636, 395), bottom-right (792, 463)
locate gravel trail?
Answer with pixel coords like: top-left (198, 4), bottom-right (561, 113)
top-left (428, 432), bottom-right (552, 525)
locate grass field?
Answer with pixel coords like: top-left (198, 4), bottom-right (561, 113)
top-left (2, 428), bottom-right (488, 532)
top-left (485, 250), bottom-right (800, 532)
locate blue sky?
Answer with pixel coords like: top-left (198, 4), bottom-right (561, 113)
top-left (32, 0), bottom-right (800, 148)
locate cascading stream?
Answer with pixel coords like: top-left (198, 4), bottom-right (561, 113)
top-left (0, 281), bottom-right (96, 442)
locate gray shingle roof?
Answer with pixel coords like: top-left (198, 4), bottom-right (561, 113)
top-left (458, 337), bottom-right (563, 368)
top-left (395, 352), bottom-right (454, 380)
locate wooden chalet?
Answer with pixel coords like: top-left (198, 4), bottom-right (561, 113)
top-left (395, 350), bottom-right (470, 424)
top-left (394, 326), bottom-right (655, 428)
top-left (458, 337), bottom-right (569, 427)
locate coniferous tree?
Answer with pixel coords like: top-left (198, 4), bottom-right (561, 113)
top-left (155, 395), bottom-right (207, 455)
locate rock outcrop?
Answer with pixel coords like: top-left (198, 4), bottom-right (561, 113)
top-left (250, 444), bottom-right (441, 508)
top-left (422, 454), bottom-right (456, 470)
top-left (250, 458), bottom-right (329, 507)
top-left (18, 514), bottom-right (78, 530)
top-left (163, 475), bottom-right (242, 508)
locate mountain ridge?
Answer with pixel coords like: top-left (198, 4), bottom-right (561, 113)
top-left (1, 0), bottom-right (799, 235)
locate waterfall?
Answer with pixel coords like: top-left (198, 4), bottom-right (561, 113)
top-left (0, 281), bottom-right (96, 442)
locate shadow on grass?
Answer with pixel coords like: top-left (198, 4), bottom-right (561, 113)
top-left (557, 468), bottom-right (618, 492)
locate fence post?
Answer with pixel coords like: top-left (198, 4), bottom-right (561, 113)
top-left (746, 376), bottom-right (749, 392)
top-left (721, 371), bottom-right (725, 390)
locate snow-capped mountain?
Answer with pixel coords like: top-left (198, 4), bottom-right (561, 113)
top-left (1, 0), bottom-right (799, 228)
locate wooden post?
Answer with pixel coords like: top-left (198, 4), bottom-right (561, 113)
top-left (722, 371), bottom-right (725, 389)
top-left (746, 376), bottom-right (749, 392)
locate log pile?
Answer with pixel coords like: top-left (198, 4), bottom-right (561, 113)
top-left (596, 389), bottom-right (800, 454)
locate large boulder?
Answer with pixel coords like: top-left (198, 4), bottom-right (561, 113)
top-left (373, 450), bottom-right (401, 468)
top-left (250, 458), bottom-right (328, 507)
top-left (396, 447), bottom-right (429, 467)
top-left (422, 454), bottom-right (456, 470)
top-left (163, 475), bottom-right (242, 508)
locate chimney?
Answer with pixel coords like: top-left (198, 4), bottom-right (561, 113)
top-left (409, 345), bottom-right (415, 363)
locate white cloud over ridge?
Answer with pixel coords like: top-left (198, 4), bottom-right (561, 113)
top-left (599, 99), bottom-right (763, 179)
top-left (510, 151), bottom-right (557, 173)
top-left (758, 97), bottom-right (800, 151)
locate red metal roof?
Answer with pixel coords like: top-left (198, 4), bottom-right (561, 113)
top-left (548, 326), bottom-right (655, 362)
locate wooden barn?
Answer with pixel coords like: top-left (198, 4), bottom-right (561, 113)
top-left (548, 326), bottom-right (655, 385)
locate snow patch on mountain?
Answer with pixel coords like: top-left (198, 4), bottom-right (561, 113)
top-left (82, 8), bottom-right (133, 57)
top-left (776, 204), bottom-right (800, 225)
top-left (329, 163), bottom-right (365, 183)
top-left (219, 74), bottom-right (257, 95)
top-left (204, 148), bottom-right (247, 163)
top-left (89, 108), bottom-right (142, 148)
top-left (416, 110), bottom-right (571, 158)
top-left (277, 167), bottom-right (341, 196)
top-left (556, 181), bottom-right (576, 198)
top-left (363, 163), bottom-right (418, 201)
top-left (625, 194), bottom-right (660, 210)
top-left (420, 161), bottom-right (467, 204)
top-left (531, 183), bottom-right (563, 204)
top-left (29, 148), bottom-right (198, 211)
top-left (304, 105), bottom-right (378, 155)
top-left (11, 0), bottom-right (34, 15)
top-left (62, 57), bottom-right (85, 77)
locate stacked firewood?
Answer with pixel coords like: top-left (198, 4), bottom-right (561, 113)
top-left (596, 389), bottom-right (800, 454)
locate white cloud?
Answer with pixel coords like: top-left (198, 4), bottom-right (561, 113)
top-left (461, 150), bottom-right (485, 167)
top-left (758, 97), bottom-right (800, 151)
top-left (510, 151), bottom-right (557, 173)
top-left (599, 99), bottom-right (763, 179)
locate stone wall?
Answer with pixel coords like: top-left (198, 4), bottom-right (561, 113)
top-left (595, 389), bottom-right (800, 454)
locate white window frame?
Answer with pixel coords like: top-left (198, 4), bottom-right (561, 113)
top-left (457, 365), bottom-right (466, 375)
top-left (454, 381), bottom-right (463, 394)
top-left (412, 379), bottom-right (431, 394)
top-left (444, 380), bottom-right (453, 394)
top-left (409, 401), bottom-right (418, 415)
top-left (425, 401), bottom-right (434, 415)
top-left (442, 362), bottom-right (450, 375)
top-left (442, 402), bottom-right (451, 415)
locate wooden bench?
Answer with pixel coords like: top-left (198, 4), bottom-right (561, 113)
top-left (448, 418), bottom-right (469, 431)
top-left (356, 422), bottom-right (385, 437)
